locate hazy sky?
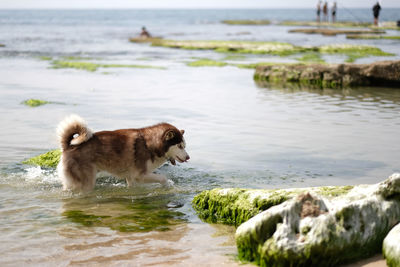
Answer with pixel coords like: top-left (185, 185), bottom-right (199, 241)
top-left (0, 0), bottom-right (399, 9)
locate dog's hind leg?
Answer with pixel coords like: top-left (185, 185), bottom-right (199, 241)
top-left (60, 160), bottom-right (96, 192)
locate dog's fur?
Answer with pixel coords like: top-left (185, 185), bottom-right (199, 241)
top-left (57, 115), bottom-right (189, 192)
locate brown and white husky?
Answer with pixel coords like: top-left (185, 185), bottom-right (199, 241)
top-left (56, 115), bottom-right (189, 192)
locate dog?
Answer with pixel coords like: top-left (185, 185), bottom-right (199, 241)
top-left (56, 115), bottom-right (189, 192)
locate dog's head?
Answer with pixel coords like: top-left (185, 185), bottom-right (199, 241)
top-left (163, 128), bottom-right (190, 165)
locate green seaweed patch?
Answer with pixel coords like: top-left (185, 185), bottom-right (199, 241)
top-left (62, 56), bottom-right (96, 61)
top-left (319, 44), bottom-right (394, 63)
top-left (22, 99), bottom-right (50, 107)
top-left (151, 39), bottom-right (306, 56)
top-left (223, 55), bottom-right (247, 60)
top-left (63, 195), bottom-right (187, 232)
top-left (51, 60), bottom-right (166, 72)
top-left (22, 149), bottom-right (61, 168)
top-left (295, 52), bottom-right (325, 63)
top-left (187, 59), bottom-right (228, 67)
top-left (222, 20), bottom-right (271, 25)
top-left (38, 56), bottom-right (52, 61)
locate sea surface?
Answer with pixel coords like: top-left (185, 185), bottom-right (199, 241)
top-left (0, 9), bottom-right (399, 266)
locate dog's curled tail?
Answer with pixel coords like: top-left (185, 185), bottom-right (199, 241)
top-left (57, 114), bottom-right (93, 151)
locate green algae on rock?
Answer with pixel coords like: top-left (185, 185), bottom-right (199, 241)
top-left (192, 185), bottom-right (353, 227)
top-left (235, 173), bottom-right (400, 266)
top-left (136, 39), bottom-right (393, 62)
top-left (22, 149), bottom-right (61, 168)
top-left (22, 99), bottom-right (51, 107)
top-left (222, 20), bottom-right (271, 25)
top-left (295, 52), bottom-right (325, 63)
top-left (150, 39), bottom-right (306, 56)
top-left (318, 44), bottom-right (394, 63)
top-left (383, 223), bottom-right (400, 267)
top-left (187, 59), bottom-right (228, 67)
top-left (289, 28), bottom-right (385, 36)
top-left (346, 34), bottom-right (400, 40)
top-left (280, 21), bottom-right (373, 28)
top-left (254, 60), bottom-right (400, 88)
top-left (51, 60), bottom-right (166, 72)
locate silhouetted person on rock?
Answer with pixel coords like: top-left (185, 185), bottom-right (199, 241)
top-left (316, 1), bottom-right (321, 23)
top-left (373, 2), bottom-right (381, 26)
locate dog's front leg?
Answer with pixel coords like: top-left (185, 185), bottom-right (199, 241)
top-left (139, 173), bottom-right (168, 185)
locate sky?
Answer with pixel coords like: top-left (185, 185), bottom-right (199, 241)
top-left (0, 0), bottom-right (399, 9)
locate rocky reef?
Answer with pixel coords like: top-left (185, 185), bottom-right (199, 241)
top-left (346, 34), bottom-right (400, 40)
top-left (129, 39), bottom-right (393, 63)
top-left (221, 20), bottom-right (271, 25)
top-left (193, 173), bottom-right (400, 266)
top-left (254, 60), bottom-right (400, 88)
top-left (289, 28), bottom-right (385, 36)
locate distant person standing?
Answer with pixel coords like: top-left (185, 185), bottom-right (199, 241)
top-left (322, 1), bottom-right (328, 22)
top-left (372, 2), bottom-right (381, 26)
top-left (316, 1), bottom-right (321, 23)
top-left (331, 1), bottom-right (337, 23)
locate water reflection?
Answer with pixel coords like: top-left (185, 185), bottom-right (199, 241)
top-left (61, 191), bottom-right (188, 233)
top-left (255, 80), bottom-right (400, 108)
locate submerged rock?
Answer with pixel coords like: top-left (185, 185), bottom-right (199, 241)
top-left (289, 28), bottom-right (385, 36)
top-left (234, 173), bottom-right (400, 266)
top-left (280, 21), bottom-right (373, 28)
top-left (383, 223), bottom-right (400, 267)
top-left (346, 34), bottom-right (400, 40)
top-left (254, 60), bottom-right (400, 88)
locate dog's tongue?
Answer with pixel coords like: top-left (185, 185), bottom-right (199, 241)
top-left (170, 158), bottom-right (176, 165)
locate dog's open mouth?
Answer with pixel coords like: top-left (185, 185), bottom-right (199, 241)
top-left (170, 156), bottom-right (187, 165)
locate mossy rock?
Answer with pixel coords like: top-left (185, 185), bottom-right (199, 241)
top-left (235, 173), bottom-right (400, 266)
top-left (22, 149), bottom-right (61, 168)
top-left (192, 185), bottom-right (353, 227)
top-left (346, 34), bottom-right (400, 40)
top-left (138, 39), bottom-right (393, 63)
top-left (383, 223), bottom-right (400, 267)
top-left (254, 60), bottom-right (400, 88)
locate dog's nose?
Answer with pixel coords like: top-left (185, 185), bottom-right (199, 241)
top-left (186, 155), bottom-right (190, 161)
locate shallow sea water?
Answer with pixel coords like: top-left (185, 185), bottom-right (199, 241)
top-left (0, 9), bottom-right (399, 266)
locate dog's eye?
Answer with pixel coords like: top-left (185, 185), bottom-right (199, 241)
top-left (178, 144), bottom-right (183, 149)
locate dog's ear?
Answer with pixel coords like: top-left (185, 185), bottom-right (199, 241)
top-left (164, 130), bottom-right (175, 141)
top-left (180, 129), bottom-right (185, 135)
